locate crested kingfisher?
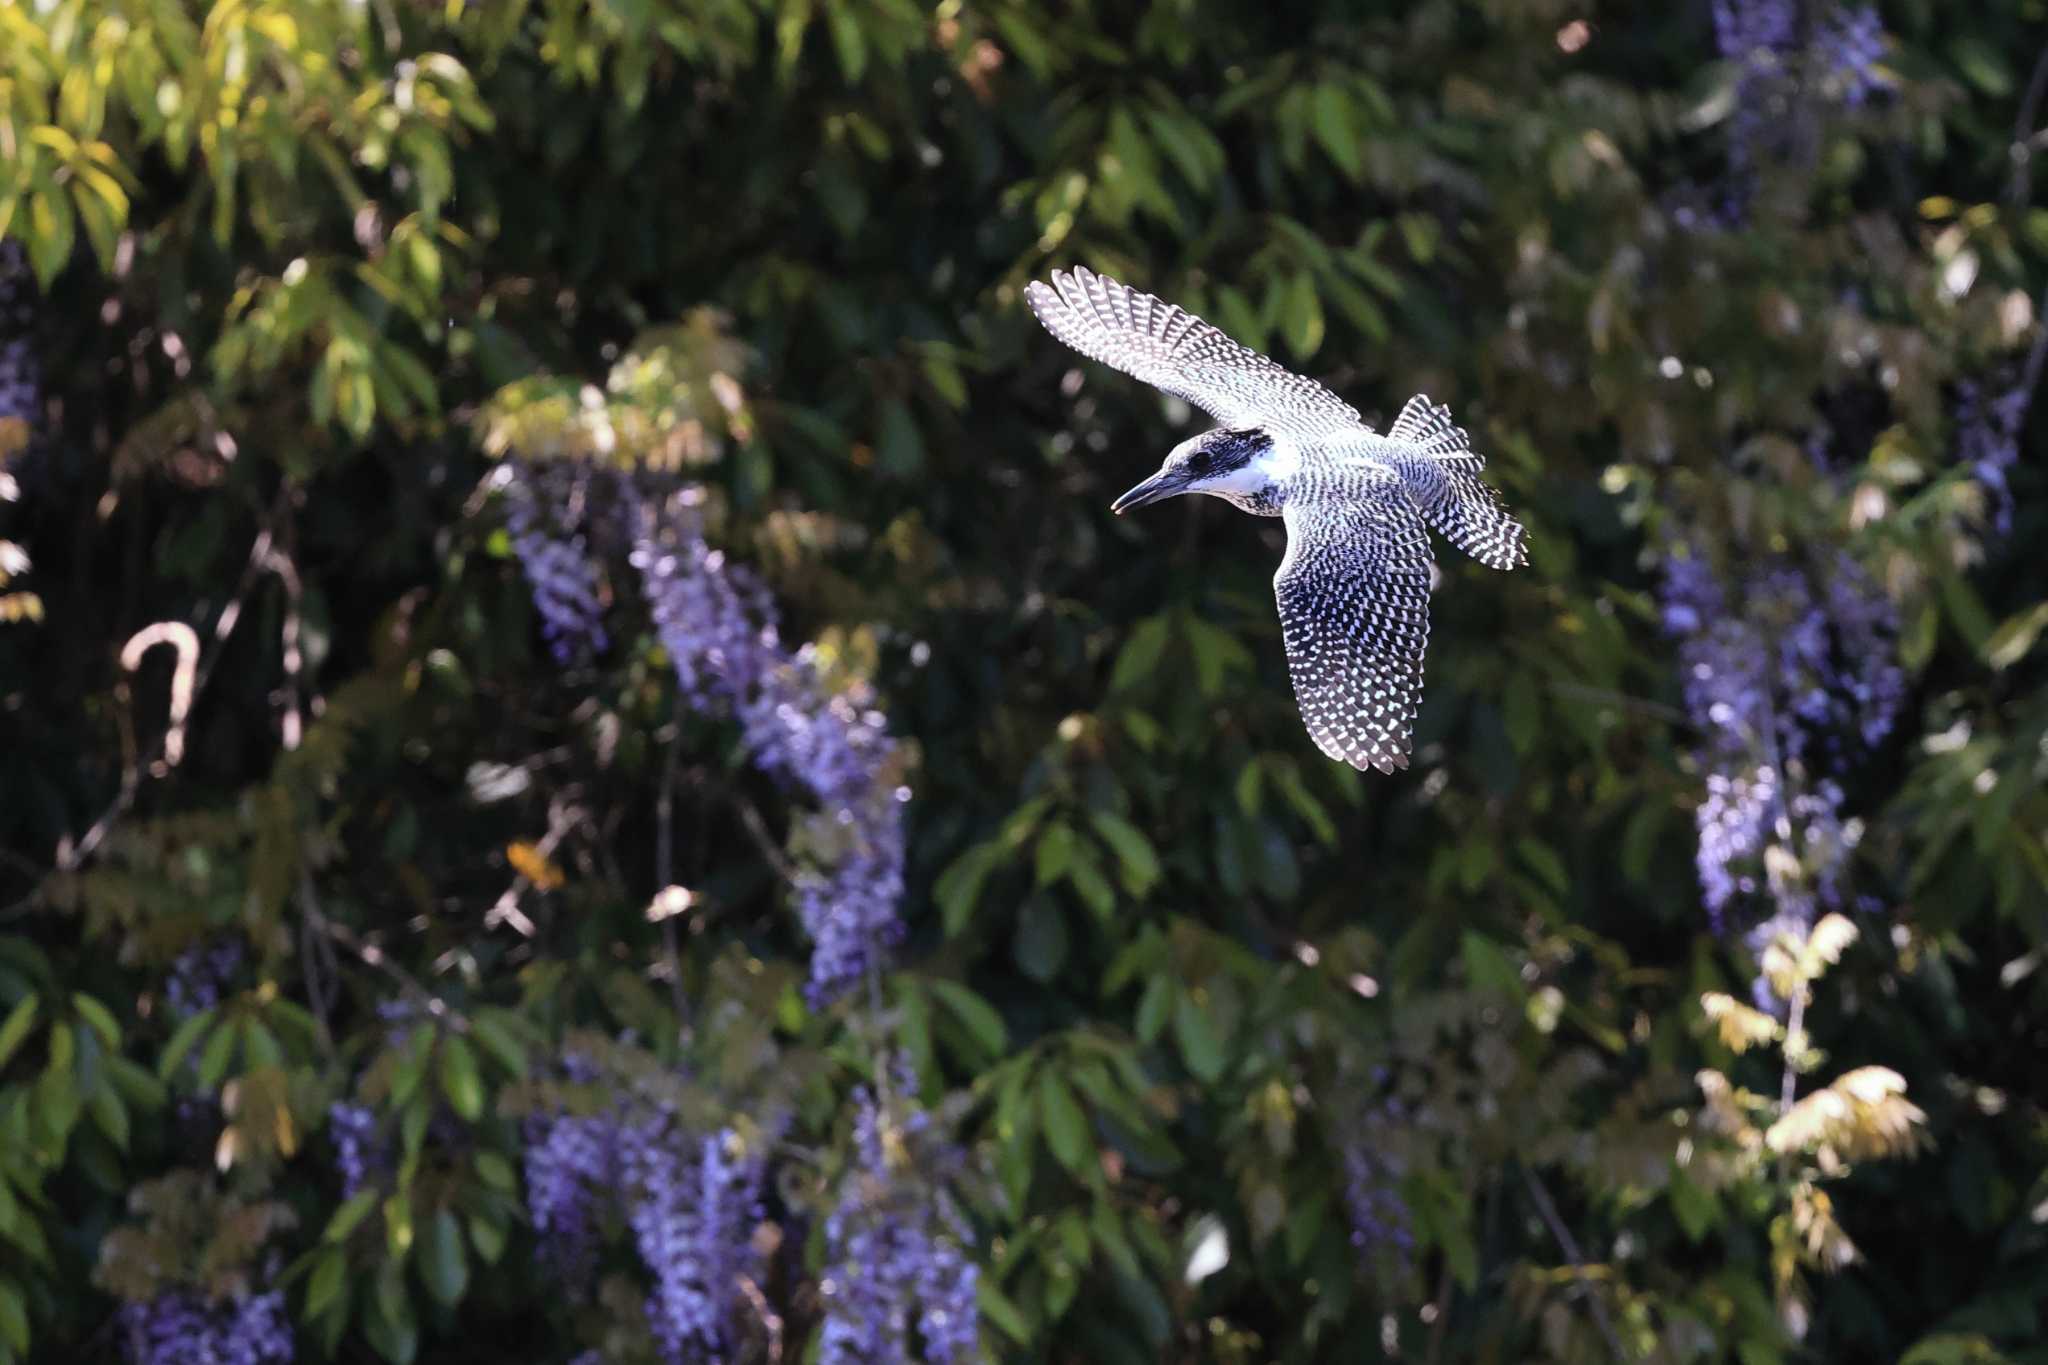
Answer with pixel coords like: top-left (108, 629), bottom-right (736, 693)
top-left (1026, 266), bottom-right (1527, 774)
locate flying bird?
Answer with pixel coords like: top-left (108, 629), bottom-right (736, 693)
top-left (1025, 266), bottom-right (1526, 773)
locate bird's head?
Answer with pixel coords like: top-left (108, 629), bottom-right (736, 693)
top-left (1111, 427), bottom-right (1274, 514)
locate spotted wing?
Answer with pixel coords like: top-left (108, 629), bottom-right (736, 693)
top-left (1025, 266), bottom-right (1366, 437)
top-left (1274, 469), bottom-right (1434, 773)
top-left (1383, 393), bottom-right (1527, 571)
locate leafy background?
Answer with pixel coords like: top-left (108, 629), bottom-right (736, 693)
top-left (2, 0), bottom-right (2046, 1361)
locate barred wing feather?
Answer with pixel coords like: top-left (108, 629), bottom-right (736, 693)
top-left (1024, 266), bottom-right (1366, 437)
top-left (1384, 393), bottom-right (1527, 571)
top-left (1274, 471), bottom-right (1434, 773)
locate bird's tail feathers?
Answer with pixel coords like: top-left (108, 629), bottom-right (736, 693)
top-left (1386, 393), bottom-right (1528, 571)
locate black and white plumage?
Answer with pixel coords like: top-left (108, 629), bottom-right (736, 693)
top-left (1026, 266), bottom-right (1527, 773)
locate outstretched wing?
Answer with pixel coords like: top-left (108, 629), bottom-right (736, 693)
top-left (1383, 393), bottom-right (1527, 571)
top-left (1274, 468), bottom-right (1434, 773)
top-left (1025, 266), bottom-right (1366, 437)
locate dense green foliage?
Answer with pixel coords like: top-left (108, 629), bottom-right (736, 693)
top-left (3, 0), bottom-right (2047, 1361)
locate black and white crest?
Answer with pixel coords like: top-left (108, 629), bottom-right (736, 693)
top-left (1028, 267), bottom-right (1528, 773)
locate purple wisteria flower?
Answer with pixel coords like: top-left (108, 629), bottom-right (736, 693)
top-left (117, 1288), bottom-right (293, 1365)
top-left (504, 465), bottom-right (611, 664)
top-left (0, 241), bottom-right (35, 448)
top-left (818, 1085), bottom-right (979, 1365)
top-left (1337, 1072), bottom-right (1415, 1276)
top-left (1818, 5), bottom-right (1888, 105)
top-left (631, 492), bottom-right (908, 1003)
top-left (523, 1110), bottom-right (617, 1287)
top-left (621, 1122), bottom-right (768, 1363)
top-left (1660, 543), bottom-right (1899, 960)
top-left (1712, 0), bottom-right (1795, 62)
top-left (328, 1102), bottom-right (384, 1200)
top-left (1953, 381), bottom-right (2031, 536)
top-left (165, 936), bottom-right (245, 1019)
top-left (1342, 1139), bottom-right (1413, 1271)
top-left (521, 1049), bottom-right (782, 1359)
top-left (1711, 1), bottom-right (1892, 219)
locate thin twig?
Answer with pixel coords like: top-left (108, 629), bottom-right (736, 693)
top-left (654, 735), bottom-right (689, 1024)
top-left (734, 1274), bottom-right (783, 1364)
top-left (1520, 1164), bottom-right (1627, 1361)
top-left (1778, 987), bottom-right (1808, 1115)
top-left (261, 528), bottom-right (306, 752)
top-left (301, 869), bottom-right (469, 1034)
top-left (2020, 285), bottom-right (2048, 404)
top-left (2007, 44), bottom-right (2048, 209)
top-left (1423, 1256), bottom-right (1452, 1365)
top-left (733, 795), bottom-right (803, 885)
top-left (482, 796), bottom-right (578, 937)
top-left (1548, 680), bottom-right (1689, 726)
top-left (298, 871), bottom-right (340, 1062)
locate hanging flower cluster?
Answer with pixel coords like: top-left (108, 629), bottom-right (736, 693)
top-left (519, 1047), bottom-right (782, 1364)
top-left (818, 1080), bottom-right (980, 1365)
top-left (1952, 380), bottom-right (2032, 537)
top-left (629, 487), bottom-right (907, 1004)
top-left (1712, 0), bottom-right (1890, 219)
top-left (0, 241), bottom-right (35, 445)
top-left (1338, 1072), bottom-right (1415, 1277)
top-left (503, 463), bottom-right (611, 664)
top-left (1660, 546), bottom-right (1902, 981)
top-left (487, 424), bottom-right (907, 1005)
top-left (117, 1289), bottom-right (294, 1365)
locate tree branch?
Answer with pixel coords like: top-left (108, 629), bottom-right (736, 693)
top-left (2007, 44), bottom-right (2048, 210)
top-left (1521, 1164), bottom-right (1627, 1361)
top-left (301, 867), bottom-right (469, 1034)
top-left (654, 733), bottom-right (690, 1024)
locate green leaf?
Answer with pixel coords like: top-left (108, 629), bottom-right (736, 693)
top-left (418, 1209), bottom-right (469, 1306)
top-left (1668, 1168), bottom-right (1719, 1243)
top-left (1182, 617), bottom-right (1251, 697)
top-left (25, 186), bottom-right (75, 289)
top-left (1514, 837), bottom-right (1568, 898)
top-left (468, 1212), bottom-right (508, 1265)
top-left (978, 1276), bottom-right (1033, 1345)
top-left (468, 1010), bottom-right (527, 1077)
top-left (473, 1150), bottom-right (516, 1192)
top-left (363, 1266), bottom-right (418, 1365)
top-left (242, 1021), bottom-right (284, 1069)
top-left (1938, 572), bottom-right (1994, 650)
top-left (1172, 993), bottom-right (1226, 1083)
top-left (1984, 602), bottom-right (2048, 671)
top-left (1013, 899), bottom-right (1071, 983)
top-left (0, 1278), bottom-right (25, 1356)
top-left (384, 1195), bottom-right (414, 1259)
top-left (1135, 974), bottom-right (1171, 1044)
top-left (1089, 812), bottom-right (1161, 897)
top-left (195, 1016), bottom-right (239, 1089)
top-left (1948, 36), bottom-right (2013, 96)
top-left (934, 842), bottom-right (1001, 937)
top-left (305, 1247), bottom-right (349, 1320)
top-left (325, 1189), bottom-right (380, 1243)
top-left (1459, 931), bottom-right (1526, 1002)
top-left (0, 995), bottom-right (39, 1071)
top-left (1311, 84), bottom-right (1363, 179)
top-left (438, 1036), bottom-right (485, 1122)
top-left (929, 981), bottom-right (1008, 1057)
top-left (1035, 823), bottom-right (1077, 886)
top-left (1111, 616), bottom-right (1172, 692)
top-left (1038, 1069), bottom-right (1092, 1176)
top-left (87, 1084), bottom-right (129, 1150)
top-left (68, 992), bottom-right (120, 1050)
top-left (874, 397), bottom-right (925, 478)
top-left (1067, 848), bottom-right (1117, 922)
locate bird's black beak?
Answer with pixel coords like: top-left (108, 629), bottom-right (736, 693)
top-left (1111, 469), bottom-right (1186, 516)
